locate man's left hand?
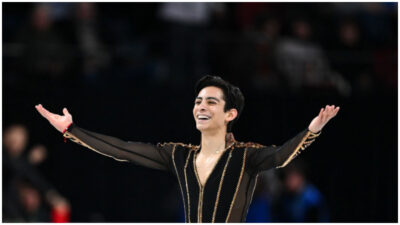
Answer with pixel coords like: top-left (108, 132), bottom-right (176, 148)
top-left (308, 105), bottom-right (340, 133)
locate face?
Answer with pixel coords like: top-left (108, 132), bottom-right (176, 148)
top-left (4, 125), bottom-right (28, 157)
top-left (284, 171), bottom-right (305, 193)
top-left (193, 86), bottom-right (237, 133)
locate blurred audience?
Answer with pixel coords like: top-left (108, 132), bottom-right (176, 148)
top-left (275, 17), bottom-right (351, 96)
top-left (3, 124), bottom-right (70, 222)
top-left (272, 160), bottom-right (329, 222)
top-left (15, 4), bottom-right (72, 87)
top-left (249, 14), bottom-right (284, 92)
top-left (159, 2), bottom-right (224, 86)
top-left (73, 3), bottom-right (111, 84)
top-left (328, 19), bottom-right (374, 96)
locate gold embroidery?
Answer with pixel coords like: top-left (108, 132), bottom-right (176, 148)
top-left (211, 148), bottom-right (233, 222)
top-left (193, 153), bottom-right (202, 222)
top-left (63, 132), bottom-right (128, 162)
top-left (172, 145), bottom-right (188, 222)
top-left (276, 130), bottom-right (319, 168)
top-left (235, 142), bottom-right (265, 149)
top-left (184, 150), bottom-right (194, 223)
top-left (193, 142), bottom-right (235, 222)
top-left (226, 148), bottom-right (247, 222)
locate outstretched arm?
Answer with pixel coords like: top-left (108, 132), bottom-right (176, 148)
top-left (35, 104), bottom-right (175, 171)
top-left (247, 105), bottom-right (340, 173)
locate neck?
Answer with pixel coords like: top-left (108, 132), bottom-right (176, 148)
top-left (200, 129), bottom-right (227, 156)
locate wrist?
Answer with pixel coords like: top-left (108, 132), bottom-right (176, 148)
top-left (307, 126), bottom-right (321, 134)
top-left (62, 122), bottom-right (73, 134)
top-left (62, 122), bottom-right (73, 143)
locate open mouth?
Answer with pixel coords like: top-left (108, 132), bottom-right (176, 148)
top-left (197, 115), bottom-right (211, 121)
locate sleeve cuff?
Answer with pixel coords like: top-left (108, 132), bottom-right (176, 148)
top-left (62, 122), bottom-right (75, 143)
top-left (62, 122), bottom-right (74, 134)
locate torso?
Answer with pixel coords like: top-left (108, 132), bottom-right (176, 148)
top-left (172, 141), bottom-right (265, 222)
top-left (195, 152), bottom-right (224, 186)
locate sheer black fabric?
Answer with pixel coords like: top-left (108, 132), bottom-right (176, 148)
top-left (64, 123), bottom-right (320, 222)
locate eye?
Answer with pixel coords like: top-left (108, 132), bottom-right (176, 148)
top-left (195, 100), bottom-right (201, 105)
top-left (208, 101), bottom-right (217, 105)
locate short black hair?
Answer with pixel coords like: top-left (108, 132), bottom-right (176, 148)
top-left (194, 75), bottom-right (245, 132)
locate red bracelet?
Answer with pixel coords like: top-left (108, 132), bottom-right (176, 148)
top-left (62, 122), bottom-right (73, 143)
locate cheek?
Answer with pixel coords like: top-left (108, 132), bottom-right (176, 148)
top-left (193, 106), bottom-right (197, 117)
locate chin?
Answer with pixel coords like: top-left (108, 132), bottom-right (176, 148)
top-left (196, 125), bottom-right (206, 131)
top-left (196, 124), bottom-right (211, 132)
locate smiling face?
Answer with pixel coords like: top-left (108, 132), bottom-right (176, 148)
top-left (193, 86), bottom-right (237, 133)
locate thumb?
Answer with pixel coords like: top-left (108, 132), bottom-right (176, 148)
top-left (63, 108), bottom-right (70, 116)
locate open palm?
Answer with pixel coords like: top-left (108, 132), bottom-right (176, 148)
top-left (308, 105), bottom-right (340, 133)
top-left (35, 104), bottom-right (73, 133)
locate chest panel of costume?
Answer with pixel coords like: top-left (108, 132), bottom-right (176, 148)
top-left (172, 144), bottom-right (248, 223)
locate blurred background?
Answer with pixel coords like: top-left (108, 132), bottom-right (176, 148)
top-left (2, 2), bottom-right (397, 222)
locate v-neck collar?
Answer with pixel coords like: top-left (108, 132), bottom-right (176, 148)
top-left (193, 135), bottom-right (236, 188)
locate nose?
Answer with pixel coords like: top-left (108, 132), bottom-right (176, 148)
top-left (196, 101), bottom-right (207, 112)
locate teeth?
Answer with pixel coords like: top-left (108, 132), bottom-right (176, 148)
top-left (198, 115), bottom-right (210, 120)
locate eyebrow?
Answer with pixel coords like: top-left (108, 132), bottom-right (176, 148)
top-left (196, 97), bottom-right (221, 102)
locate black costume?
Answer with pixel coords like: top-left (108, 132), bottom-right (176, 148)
top-left (63, 124), bottom-right (320, 222)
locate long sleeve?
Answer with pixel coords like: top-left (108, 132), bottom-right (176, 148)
top-left (247, 128), bottom-right (321, 174)
top-left (63, 123), bottom-right (175, 171)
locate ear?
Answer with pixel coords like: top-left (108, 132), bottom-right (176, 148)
top-left (225, 108), bottom-right (238, 122)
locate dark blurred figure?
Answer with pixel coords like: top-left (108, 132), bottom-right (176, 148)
top-left (249, 14), bottom-right (284, 92)
top-left (73, 3), bottom-right (111, 84)
top-left (159, 3), bottom-right (224, 86)
top-left (361, 3), bottom-right (398, 91)
top-left (360, 3), bottom-right (396, 47)
top-left (273, 160), bottom-right (329, 222)
top-left (329, 19), bottom-right (375, 96)
top-left (275, 17), bottom-right (350, 96)
top-left (13, 180), bottom-right (49, 222)
top-left (3, 124), bottom-right (71, 222)
top-left (15, 4), bottom-right (73, 91)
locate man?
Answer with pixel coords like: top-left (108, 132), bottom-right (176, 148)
top-left (35, 75), bottom-right (339, 222)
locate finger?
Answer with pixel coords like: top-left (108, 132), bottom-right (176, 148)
top-left (326, 106), bottom-right (340, 119)
top-left (318, 108), bottom-right (324, 117)
top-left (35, 104), bottom-right (50, 119)
top-left (328, 105), bottom-right (335, 113)
top-left (333, 106), bottom-right (340, 115)
top-left (36, 104), bottom-right (55, 120)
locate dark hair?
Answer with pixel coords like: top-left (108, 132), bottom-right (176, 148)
top-left (194, 75), bottom-right (245, 132)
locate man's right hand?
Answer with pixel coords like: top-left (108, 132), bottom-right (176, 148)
top-left (35, 104), bottom-right (73, 133)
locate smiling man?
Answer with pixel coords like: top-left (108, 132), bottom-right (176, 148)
top-left (35, 75), bottom-right (339, 222)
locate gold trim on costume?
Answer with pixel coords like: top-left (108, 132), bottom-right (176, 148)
top-left (193, 141), bottom-right (235, 223)
top-left (226, 148), bottom-right (247, 222)
top-left (184, 150), bottom-right (194, 223)
top-left (211, 149), bottom-right (233, 222)
top-left (193, 153), bottom-right (203, 222)
top-left (63, 132), bottom-right (128, 162)
top-left (276, 130), bottom-right (320, 168)
top-left (172, 145), bottom-right (188, 222)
